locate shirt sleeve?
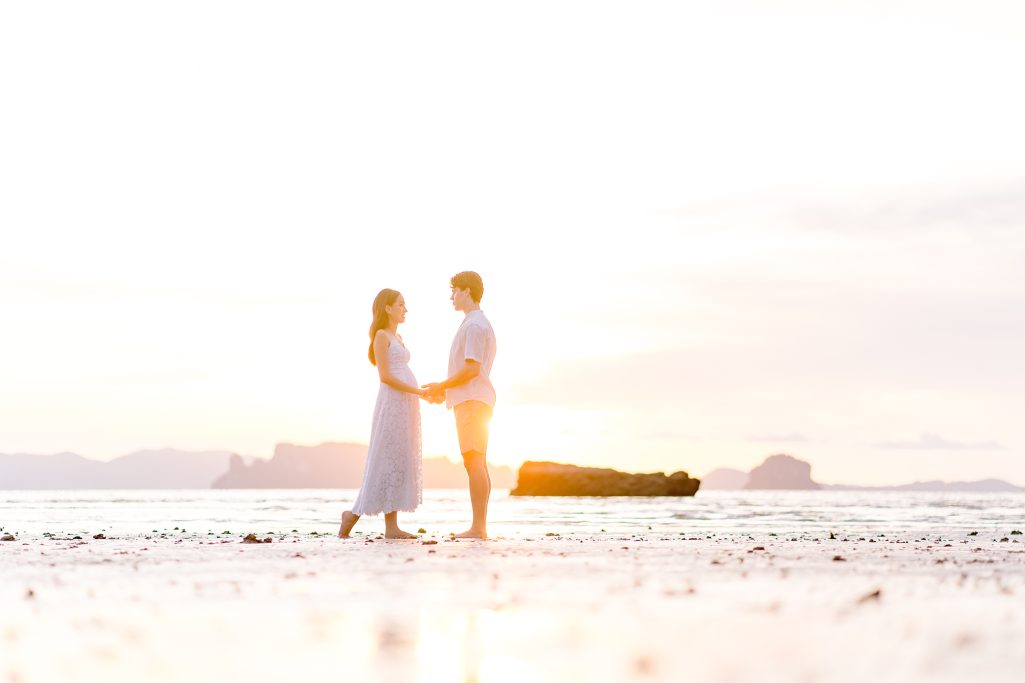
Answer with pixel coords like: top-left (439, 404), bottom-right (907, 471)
top-left (463, 324), bottom-right (486, 363)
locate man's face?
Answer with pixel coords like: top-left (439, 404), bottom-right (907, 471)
top-left (450, 287), bottom-right (471, 311)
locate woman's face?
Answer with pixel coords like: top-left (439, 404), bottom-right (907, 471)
top-left (386, 295), bottom-right (407, 325)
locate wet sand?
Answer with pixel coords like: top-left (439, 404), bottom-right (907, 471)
top-left (2, 528), bottom-right (1024, 682)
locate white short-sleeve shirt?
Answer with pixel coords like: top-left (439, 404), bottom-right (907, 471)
top-left (446, 310), bottom-right (497, 409)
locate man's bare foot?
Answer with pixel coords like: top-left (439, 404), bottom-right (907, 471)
top-left (384, 529), bottom-right (418, 540)
top-left (338, 511), bottom-right (358, 538)
top-left (453, 529), bottom-right (487, 539)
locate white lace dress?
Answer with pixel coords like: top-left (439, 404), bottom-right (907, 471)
top-left (351, 337), bottom-right (423, 516)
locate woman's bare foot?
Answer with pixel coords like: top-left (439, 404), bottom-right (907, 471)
top-left (338, 511), bottom-right (359, 538)
top-left (384, 528), bottom-right (418, 539)
top-left (453, 528), bottom-right (487, 539)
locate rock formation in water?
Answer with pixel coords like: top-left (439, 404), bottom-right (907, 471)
top-left (510, 461), bottom-right (700, 496)
top-left (212, 443), bottom-right (366, 488)
top-left (743, 454), bottom-right (820, 490)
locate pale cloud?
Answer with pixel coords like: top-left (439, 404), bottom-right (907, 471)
top-left (747, 433), bottom-right (810, 443)
top-left (518, 278), bottom-right (1025, 407)
top-left (873, 434), bottom-right (1003, 451)
top-left (789, 182), bottom-right (1025, 235)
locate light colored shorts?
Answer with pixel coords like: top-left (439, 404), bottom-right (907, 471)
top-left (454, 400), bottom-right (493, 456)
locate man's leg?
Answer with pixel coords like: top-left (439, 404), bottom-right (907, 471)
top-left (454, 401), bottom-right (492, 539)
top-left (457, 450), bottom-right (489, 538)
top-left (485, 461), bottom-right (492, 504)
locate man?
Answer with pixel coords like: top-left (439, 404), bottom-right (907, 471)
top-left (422, 271), bottom-right (497, 539)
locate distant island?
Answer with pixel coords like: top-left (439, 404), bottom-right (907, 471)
top-left (0, 443), bottom-right (516, 490)
top-left (0, 449), bottom-right (234, 489)
top-left (213, 442), bottom-right (516, 489)
top-left (3, 446), bottom-right (1021, 493)
top-left (511, 461), bottom-right (700, 496)
top-left (702, 454), bottom-right (1025, 492)
top-left (745, 454), bottom-right (820, 490)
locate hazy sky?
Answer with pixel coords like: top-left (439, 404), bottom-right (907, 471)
top-left (3, 2), bottom-right (1024, 485)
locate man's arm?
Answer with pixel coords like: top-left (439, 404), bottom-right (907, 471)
top-left (423, 359), bottom-right (480, 394)
top-left (423, 324), bottom-right (486, 400)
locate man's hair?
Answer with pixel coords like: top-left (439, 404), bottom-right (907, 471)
top-left (450, 271), bottom-right (484, 303)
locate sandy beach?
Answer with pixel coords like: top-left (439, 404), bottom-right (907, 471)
top-left (3, 524), bottom-right (1024, 683)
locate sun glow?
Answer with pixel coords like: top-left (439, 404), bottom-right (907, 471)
top-left (419, 401), bottom-right (600, 469)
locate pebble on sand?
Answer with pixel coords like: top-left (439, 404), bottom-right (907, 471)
top-left (242, 534), bottom-right (272, 544)
top-left (1, 534), bottom-right (16, 542)
top-left (857, 589), bottom-right (882, 604)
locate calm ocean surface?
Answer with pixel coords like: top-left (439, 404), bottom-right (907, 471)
top-left (1, 489), bottom-right (1022, 537)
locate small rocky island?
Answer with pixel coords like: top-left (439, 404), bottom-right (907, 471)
top-left (510, 461), bottom-right (700, 496)
top-left (744, 453), bottom-right (821, 490)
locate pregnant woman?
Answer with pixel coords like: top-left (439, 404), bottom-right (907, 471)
top-left (338, 288), bottom-right (428, 539)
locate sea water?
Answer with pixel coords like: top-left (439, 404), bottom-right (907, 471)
top-left (1, 489), bottom-right (1021, 537)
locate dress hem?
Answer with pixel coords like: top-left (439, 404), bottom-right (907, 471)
top-left (351, 504), bottom-right (421, 517)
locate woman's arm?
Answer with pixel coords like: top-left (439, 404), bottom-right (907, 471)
top-left (374, 331), bottom-right (425, 396)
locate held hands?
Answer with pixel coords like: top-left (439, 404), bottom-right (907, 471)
top-left (419, 383), bottom-right (445, 405)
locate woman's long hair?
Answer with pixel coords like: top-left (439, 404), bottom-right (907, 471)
top-left (368, 288), bottom-right (401, 366)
